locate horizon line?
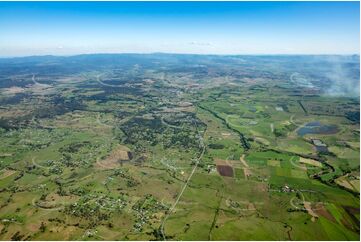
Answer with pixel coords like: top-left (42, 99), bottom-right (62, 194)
top-left (0, 52), bottom-right (360, 59)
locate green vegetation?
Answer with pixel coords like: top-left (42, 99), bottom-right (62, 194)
top-left (0, 54), bottom-right (359, 240)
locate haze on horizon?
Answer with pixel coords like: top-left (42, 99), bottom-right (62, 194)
top-left (0, 1), bottom-right (359, 57)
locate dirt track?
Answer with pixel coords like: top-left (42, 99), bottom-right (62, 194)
top-left (240, 155), bottom-right (252, 179)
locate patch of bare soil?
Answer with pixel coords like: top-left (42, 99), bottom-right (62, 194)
top-left (221, 132), bottom-right (231, 137)
top-left (0, 169), bottom-right (16, 179)
top-left (243, 168), bottom-right (251, 180)
top-left (314, 203), bottom-right (336, 223)
top-left (299, 157), bottom-right (322, 167)
top-left (240, 155), bottom-right (252, 179)
top-left (341, 206), bottom-right (360, 232)
top-left (1, 86), bottom-right (25, 95)
top-left (304, 202), bottom-right (318, 222)
top-left (247, 203), bottom-right (256, 211)
top-left (239, 155), bottom-right (249, 168)
top-left (27, 223), bottom-right (41, 232)
top-left (96, 145), bottom-right (132, 169)
top-left (216, 165), bottom-right (234, 177)
top-left (215, 159), bottom-right (234, 177)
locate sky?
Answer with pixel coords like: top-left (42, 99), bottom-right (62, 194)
top-left (0, 1), bottom-right (359, 56)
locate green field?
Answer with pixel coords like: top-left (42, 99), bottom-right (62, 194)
top-left (0, 54), bottom-right (359, 240)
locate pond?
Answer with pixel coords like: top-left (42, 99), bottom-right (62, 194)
top-left (297, 121), bottom-right (338, 136)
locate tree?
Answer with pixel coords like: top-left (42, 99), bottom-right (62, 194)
top-left (40, 222), bottom-right (46, 232)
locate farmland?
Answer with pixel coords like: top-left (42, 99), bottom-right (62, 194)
top-left (0, 54), bottom-right (359, 240)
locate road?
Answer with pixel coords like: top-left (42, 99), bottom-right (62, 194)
top-left (160, 131), bottom-right (206, 240)
top-left (32, 74), bottom-right (50, 87)
top-left (239, 154), bottom-right (249, 168)
top-left (240, 154), bottom-right (252, 179)
top-left (95, 74), bottom-right (127, 88)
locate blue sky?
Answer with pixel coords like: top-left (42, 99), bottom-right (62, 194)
top-left (0, 1), bottom-right (359, 56)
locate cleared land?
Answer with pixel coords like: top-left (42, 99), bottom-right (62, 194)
top-left (0, 54), bottom-right (359, 241)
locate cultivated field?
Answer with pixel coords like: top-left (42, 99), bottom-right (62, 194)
top-left (0, 54), bottom-right (359, 240)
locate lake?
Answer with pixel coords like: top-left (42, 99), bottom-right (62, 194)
top-left (297, 121), bottom-right (339, 136)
